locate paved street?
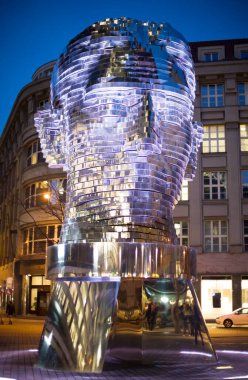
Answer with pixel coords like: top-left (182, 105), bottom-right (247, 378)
top-left (0, 319), bottom-right (248, 380)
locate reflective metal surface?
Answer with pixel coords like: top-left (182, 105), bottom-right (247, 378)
top-left (38, 280), bottom-right (119, 372)
top-left (38, 277), bottom-right (216, 372)
top-left (34, 17), bottom-right (215, 373)
top-left (35, 17), bottom-right (203, 245)
top-left (46, 242), bottom-right (196, 279)
top-left (107, 278), bottom-right (215, 364)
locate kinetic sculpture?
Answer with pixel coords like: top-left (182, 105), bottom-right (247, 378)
top-left (35, 17), bottom-right (217, 372)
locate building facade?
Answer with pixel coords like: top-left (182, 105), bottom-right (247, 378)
top-left (0, 61), bottom-right (66, 315)
top-left (174, 38), bottom-right (248, 319)
top-left (0, 39), bottom-right (248, 318)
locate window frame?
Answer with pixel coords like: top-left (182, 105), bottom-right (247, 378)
top-left (240, 50), bottom-right (248, 59)
top-left (174, 221), bottom-right (189, 246)
top-left (23, 224), bottom-right (62, 255)
top-left (240, 124), bottom-right (248, 152)
top-left (178, 179), bottom-right (189, 201)
top-left (203, 171), bottom-right (227, 200)
top-left (24, 178), bottom-right (66, 209)
top-left (204, 52), bottom-right (219, 62)
top-left (238, 83), bottom-right (248, 106)
top-left (200, 84), bottom-right (224, 108)
top-left (241, 170), bottom-right (248, 198)
top-left (204, 220), bottom-right (228, 253)
top-left (243, 220), bottom-right (248, 252)
top-left (202, 125), bottom-right (226, 154)
top-left (26, 140), bottom-right (45, 167)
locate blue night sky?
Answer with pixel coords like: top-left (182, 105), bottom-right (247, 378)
top-left (0, 0), bottom-right (247, 135)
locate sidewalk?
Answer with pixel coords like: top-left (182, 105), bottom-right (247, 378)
top-left (0, 318), bottom-right (248, 380)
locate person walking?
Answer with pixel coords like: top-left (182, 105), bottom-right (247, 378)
top-left (6, 300), bottom-right (15, 324)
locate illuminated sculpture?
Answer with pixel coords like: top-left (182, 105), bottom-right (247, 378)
top-left (35, 18), bottom-right (217, 373)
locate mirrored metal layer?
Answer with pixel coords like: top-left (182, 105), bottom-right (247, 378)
top-left (38, 277), bottom-right (216, 373)
top-left (46, 242), bottom-right (196, 280)
top-left (38, 280), bottom-right (119, 372)
top-left (35, 18), bottom-right (203, 245)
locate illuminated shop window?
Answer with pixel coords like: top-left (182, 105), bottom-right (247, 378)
top-left (204, 52), bottom-right (219, 62)
top-left (26, 140), bottom-right (45, 166)
top-left (178, 179), bottom-right (189, 201)
top-left (240, 124), bottom-right (248, 152)
top-left (174, 221), bottom-right (189, 246)
top-left (31, 275), bottom-right (50, 286)
top-left (200, 84), bottom-right (224, 107)
top-left (24, 179), bottom-right (66, 209)
top-left (201, 276), bottom-right (232, 319)
top-left (203, 171), bottom-right (227, 200)
top-left (204, 220), bottom-right (228, 252)
top-left (238, 83), bottom-right (248, 106)
top-left (202, 125), bottom-right (225, 153)
top-left (23, 224), bottom-right (61, 255)
top-left (242, 277), bottom-right (248, 306)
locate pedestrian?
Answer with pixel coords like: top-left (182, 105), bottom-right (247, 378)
top-left (6, 300), bottom-right (15, 324)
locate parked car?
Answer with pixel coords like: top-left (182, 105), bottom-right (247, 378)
top-left (216, 307), bottom-right (248, 327)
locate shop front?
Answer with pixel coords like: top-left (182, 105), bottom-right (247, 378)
top-left (201, 275), bottom-right (233, 319)
top-left (14, 255), bottom-right (51, 316)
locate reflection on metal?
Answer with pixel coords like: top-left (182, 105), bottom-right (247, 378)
top-left (46, 242), bottom-right (196, 279)
top-left (35, 17), bottom-right (203, 245)
top-left (38, 275), bottom-right (216, 372)
top-left (35, 17), bottom-right (217, 373)
top-left (39, 280), bottom-right (119, 372)
top-left (107, 278), bottom-right (215, 365)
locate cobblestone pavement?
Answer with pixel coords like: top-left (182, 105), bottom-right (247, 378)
top-left (0, 318), bottom-right (248, 380)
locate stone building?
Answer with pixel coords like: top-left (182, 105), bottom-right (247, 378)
top-left (174, 38), bottom-right (248, 318)
top-left (0, 38), bottom-right (248, 318)
top-left (0, 60), bottom-right (65, 315)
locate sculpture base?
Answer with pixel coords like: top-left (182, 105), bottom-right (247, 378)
top-left (37, 242), bottom-right (217, 372)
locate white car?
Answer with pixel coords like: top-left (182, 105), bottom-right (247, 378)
top-left (216, 307), bottom-right (248, 328)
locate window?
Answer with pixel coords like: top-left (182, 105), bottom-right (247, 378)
top-left (26, 141), bottom-right (45, 166)
top-left (198, 46), bottom-right (224, 62)
top-left (242, 277), bottom-right (248, 306)
top-left (203, 172), bottom-right (227, 200)
top-left (240, 124), bottom-right (248, 151)
top-left (200, 84), bottom-right (224, 107)
top-left (202, 125), bottom-right (225, 153)
top-left (204, 52), bottom-right (219, 62)
top-left (234, 45), bottom-right (248, 59)
top-left (38, 99), bottom-right (49, 108)
top-left (241, 171), bottom-right (248, 198)
top-left (240, 50), bottom-right (248, 59)
top-left (24, 179), bottom-right (66, 208)
top-left (25, 181), bottom-right (49, 208)
top-left (244, 220), bottom-right (248, 251)
top-left (174, 221), bottom-right (189, 246)
top-left (238, 83), bottom-right (248, 106)
top-left (49, 179), bottom-right (67, 204)
top-left (178, 179), bottom-right (188, 201)
top-left (204, 220), bottom-right (228, 252)
top-left (23, 224), bottom-right (61, 255)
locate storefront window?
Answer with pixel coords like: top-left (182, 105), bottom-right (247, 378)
top-left (30, 288), bottom-right (38, 311)
top-left (242, 277), bottom-right (248, 306)
top-left (29, 275), bottom-right (51, 315)
top-left (201, 276), bottom-right (232, 319)
top-left (31, 276), bottom-right (43, 286)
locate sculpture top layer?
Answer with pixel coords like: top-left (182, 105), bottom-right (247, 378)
top-left (35, 18), bottom-right (203, 245)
